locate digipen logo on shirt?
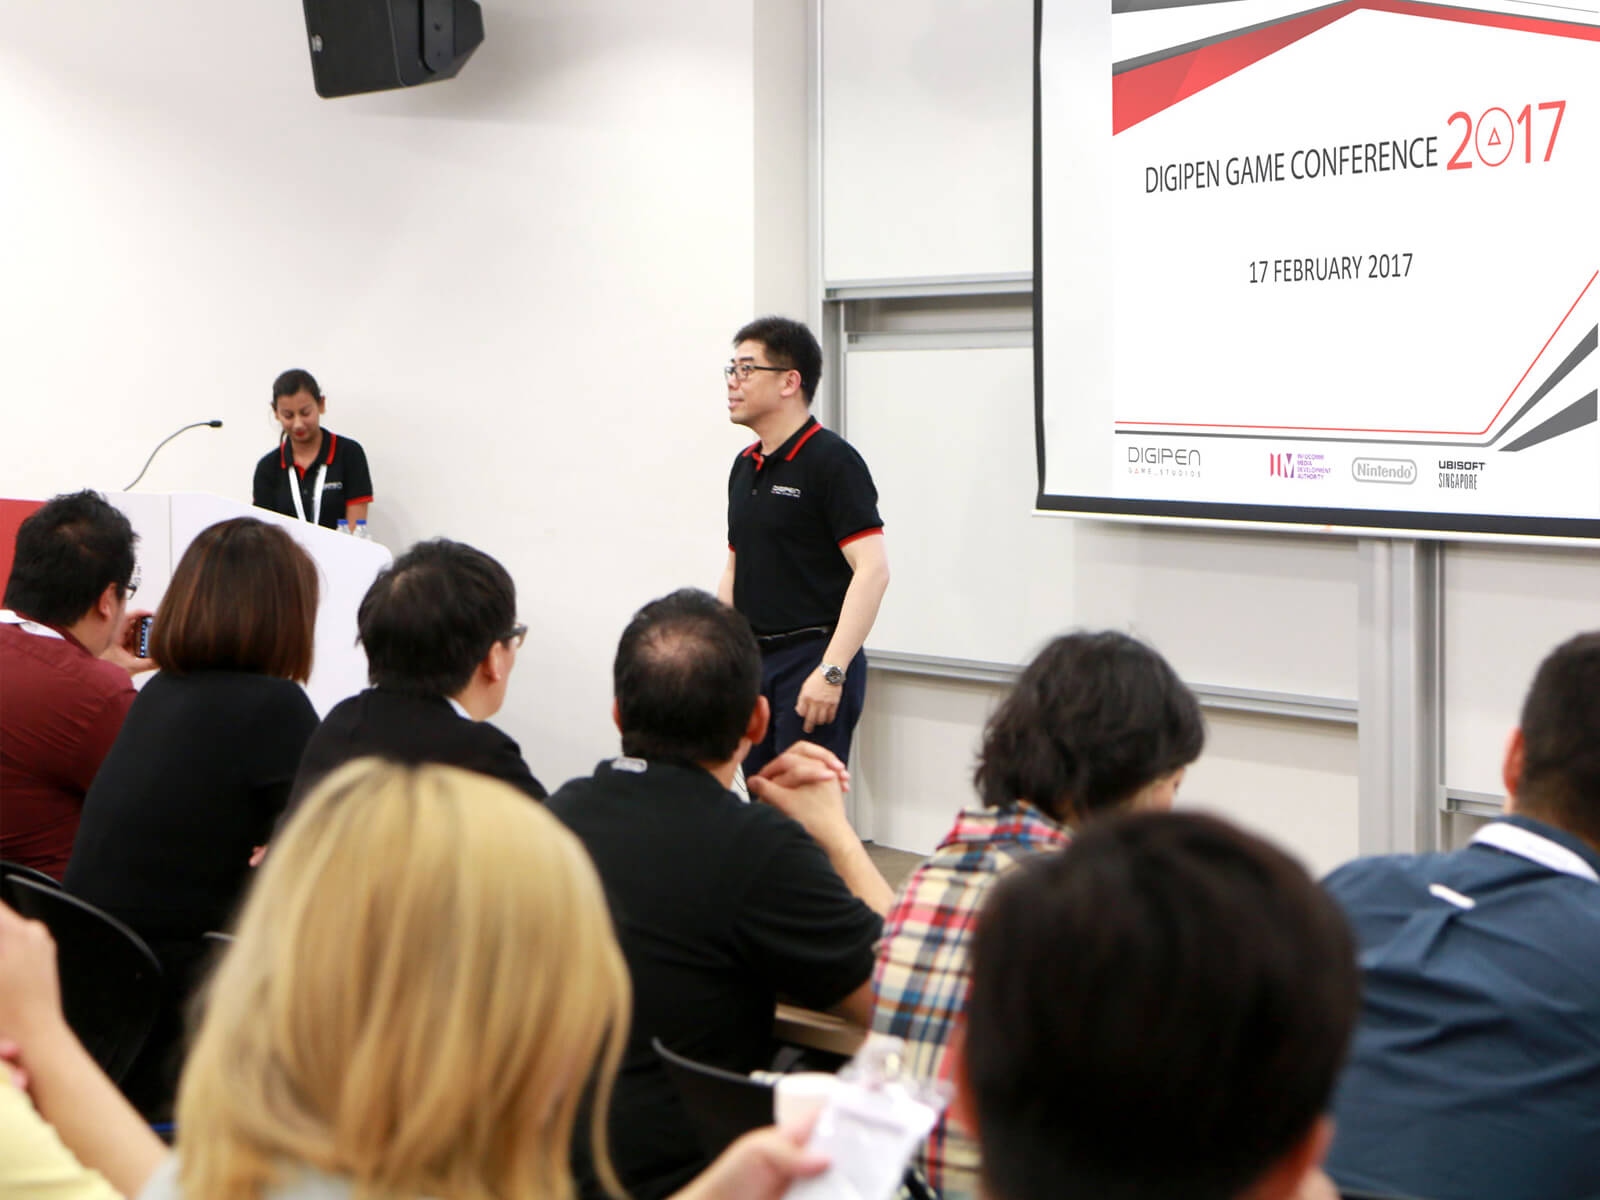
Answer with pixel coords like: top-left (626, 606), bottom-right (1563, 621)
top-left (321, 480), bottom-right (343, 491)
top-left (770, 485), bottom-right (803, 499)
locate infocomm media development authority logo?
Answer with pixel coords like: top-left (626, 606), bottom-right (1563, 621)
top-left (1351, 458), bottom-right (1417, 484)
top-left (1126, 445), bottom-right (1201, 478)
top-left (1268, 452), bottom-right (1332, 480)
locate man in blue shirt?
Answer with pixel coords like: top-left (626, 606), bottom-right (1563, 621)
top-left (1325, 631), bottom-right (1600, 1200)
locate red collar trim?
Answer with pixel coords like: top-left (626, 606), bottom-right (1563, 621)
top-left (785, 420), bottom-right (822, 461)
top-left (281, 431), bottom-right (335, 474)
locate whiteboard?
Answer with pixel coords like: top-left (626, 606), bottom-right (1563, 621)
top-left (821, 0), bottom-right (1032, 282)
top-left (1442, 542), bottom-right (1600, 794)
top-left (846, 344), bottom-right (1360, 698)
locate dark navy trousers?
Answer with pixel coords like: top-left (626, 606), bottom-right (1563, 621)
top-left (742, 641), bottom-right (868, 777)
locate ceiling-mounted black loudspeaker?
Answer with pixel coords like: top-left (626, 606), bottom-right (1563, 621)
top-left (301, 0), bottom-right (484, 98)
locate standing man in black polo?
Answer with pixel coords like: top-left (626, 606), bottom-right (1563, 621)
top-left (718, 316), bottom-right (890, 775)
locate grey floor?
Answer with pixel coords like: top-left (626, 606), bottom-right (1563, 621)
top-left (864, 842), bottom-right (924, 894)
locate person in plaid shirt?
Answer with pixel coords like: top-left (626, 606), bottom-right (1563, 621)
top-left (871, 631), bottom-right (1205, 1199)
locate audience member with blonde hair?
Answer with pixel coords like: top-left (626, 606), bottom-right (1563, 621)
top-left (64, 516), bottom-right (322, 1116)
top-left (139, 759), bottom-right (827, 1200)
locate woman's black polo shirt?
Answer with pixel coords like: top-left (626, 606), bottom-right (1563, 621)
top-left (251, 431), bottom-right (373, 530)
top-left (726, 416), bottom-right (882, 636)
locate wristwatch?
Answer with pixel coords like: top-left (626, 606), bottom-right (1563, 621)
top-left (820, 663), bottom-right (847, 686)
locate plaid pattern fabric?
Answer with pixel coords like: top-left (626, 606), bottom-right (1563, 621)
top-left (871, 803), bottom-right (1070, 1200)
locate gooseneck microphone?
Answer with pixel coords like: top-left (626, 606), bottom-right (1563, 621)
top-left (122, 420), bottom-right (224, 491)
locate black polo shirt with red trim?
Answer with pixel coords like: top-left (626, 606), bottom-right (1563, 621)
top-left (727, 415), bottom-right (882, 635)
top-left (251, 430), bottom-right (374, 531)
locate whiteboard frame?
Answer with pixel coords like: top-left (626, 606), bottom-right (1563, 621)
top-left (1030, 0), bottom-right (1600, 546)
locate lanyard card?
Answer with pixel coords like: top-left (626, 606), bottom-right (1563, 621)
top-left (784, 1035), bottom-right (947, 1200)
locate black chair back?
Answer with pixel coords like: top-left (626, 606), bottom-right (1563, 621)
top-left (0, 859), bottom-right (65, 891)
top-left (653, 1037), bottom-right (775, 1157)
top-left (0, 876), bottom-right (163, 1084)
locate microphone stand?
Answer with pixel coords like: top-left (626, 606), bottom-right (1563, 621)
top-left (122, 420), bottom-right (224, 491)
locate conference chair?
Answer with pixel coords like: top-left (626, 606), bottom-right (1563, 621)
top-left (0, 858), bottom-right (65, 891)
top-left (653, 1037), bottom-right (775, 1157)
top-left (0, 875), bottom-right (163, 1084)
top-left (652, 1037), bottom-right (936, 1200)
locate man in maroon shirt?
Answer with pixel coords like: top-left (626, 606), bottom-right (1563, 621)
top-left (1, 491), bottom-right (152, 878)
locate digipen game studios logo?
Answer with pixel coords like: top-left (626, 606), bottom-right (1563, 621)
top-left (1126, 444), bottom-right (1202, 479)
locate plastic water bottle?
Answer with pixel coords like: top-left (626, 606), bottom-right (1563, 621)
top-left (336, 518), bottom-right (349, 534)
top-left (353, 520), bottom-right (371, 541)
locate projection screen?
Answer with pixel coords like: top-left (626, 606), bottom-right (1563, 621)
top-left (1035, 0), bottom-right (1600, 540)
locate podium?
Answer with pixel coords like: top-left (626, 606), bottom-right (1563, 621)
top-left (0, 493), bottom-right (391, 717)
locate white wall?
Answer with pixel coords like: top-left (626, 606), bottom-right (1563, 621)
top-left (10, 3), bottom-right (1530, 879)
top-left (854, 672), bottom-right (1360, 879)
top-left (1, 1), bottom-right (766, 788)
top-left (818, 0), bottom-right (1368, 874)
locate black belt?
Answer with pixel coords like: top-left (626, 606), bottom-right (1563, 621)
top-left (755, 625), bottom-right (832, 652)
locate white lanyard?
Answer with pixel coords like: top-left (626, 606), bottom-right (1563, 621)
top-left (0, 609), bottom-right (63, 640)
top-left (287, 460), bottom-right (328, 526)
top-left (1471, 821), bottom-right (1600, 884)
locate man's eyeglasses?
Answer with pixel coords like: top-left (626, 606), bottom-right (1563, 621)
top-left (501, 623), bottom-right (528, 649)
top-left (124, 565), bottom-right (142, 598)
top-left (724, 362), bottom-right (790, 382)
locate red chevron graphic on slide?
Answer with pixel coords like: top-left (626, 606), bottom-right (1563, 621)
top-left (1113, 2), bottom-right (1600, 135)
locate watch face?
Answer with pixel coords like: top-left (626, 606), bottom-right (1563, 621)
top-left (823, 665), bottom-right (846, 686)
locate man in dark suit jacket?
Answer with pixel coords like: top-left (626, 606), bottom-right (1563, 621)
top-left (291, 539), bottom-right (545, 805)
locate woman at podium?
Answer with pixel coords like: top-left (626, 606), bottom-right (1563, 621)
top-left (251, 368), bottom-right (374, 531)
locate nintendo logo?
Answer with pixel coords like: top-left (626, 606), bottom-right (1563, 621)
top-left (1351, 458), bottom-right (1417, 484)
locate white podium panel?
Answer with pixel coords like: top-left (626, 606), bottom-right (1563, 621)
top-left (111, 493), bottom-right (391, 716)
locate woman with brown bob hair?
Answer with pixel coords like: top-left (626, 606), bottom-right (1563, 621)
top-left (64, 517), bottom-right (322, 1118)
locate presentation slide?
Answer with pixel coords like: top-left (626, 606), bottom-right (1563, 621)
top-left (1037, 0), bottom-right (1600, 539)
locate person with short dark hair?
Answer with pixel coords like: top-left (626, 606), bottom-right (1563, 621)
top-left (64, 517), bottom-right (322, 1117)
top-left (717, 316), bottom-right (889, 775)
top-left (547, 588), bottom-right (891, 1200)
top-left (961, 811), bottom-right (1359, 1200)
top-left (0, 490), bottom-right (152, 878)
top-left (872, 630), bottom-right (1205, 1199)
top-left (251, 368), bottom-right (374, 531)
top-left (1324, 631), bottom-right (1600, 1200)
top-left (290, 538), bottom-right (545, 803)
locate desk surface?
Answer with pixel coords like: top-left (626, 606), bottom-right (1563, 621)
top-left (774, 1003), bottom-right (866, 1059)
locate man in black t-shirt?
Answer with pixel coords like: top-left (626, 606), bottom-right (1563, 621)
top-left (547, 588), bottom-right (892, 1200)
top-left (718, 316), bottom-right (890, 775)
top-left (290, 539), bottom-right (545, 806)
